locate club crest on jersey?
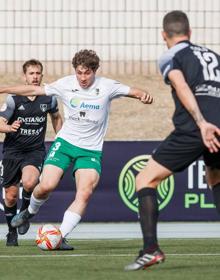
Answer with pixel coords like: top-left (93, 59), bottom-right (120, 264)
top-left (95, 88), bottom-right (100, 95)
top-left (40, 104), bottom-right (47, 112)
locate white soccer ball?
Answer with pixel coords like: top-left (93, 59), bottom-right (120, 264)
top-left (35, 224), bottom-right (62, 250)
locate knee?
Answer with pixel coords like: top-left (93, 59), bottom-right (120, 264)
top-left (5, 190), bottom-right (18, 206)
top-left (136, 172), bottom-right (158, 190)
top-left (207, 179), bottom-right (220, 189)
top-left (22, 179), bottom-right (37, 192)
top-left (37, 180), bottom-right (55, 197)
top-left (77, 187), bottom-right (94, 203)
top-left (206, 168), bottom-right (220, 188)
top-left (136, 172), bottom-right (145, 189)
top-left (37, 184), bottom-right (51, 197)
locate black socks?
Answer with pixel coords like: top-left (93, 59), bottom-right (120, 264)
top-left (137, 188), bottom-right (159, 252)
top-left (4, 202), bottom-right (17, 232)
top-left (20, 189), bottom-right (32, 212)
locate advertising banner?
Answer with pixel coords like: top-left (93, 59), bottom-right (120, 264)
top-left (0, 141), bottom-right (218, 222)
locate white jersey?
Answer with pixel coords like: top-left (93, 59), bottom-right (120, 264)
top-left (45, 75), bottom-right (130, 151)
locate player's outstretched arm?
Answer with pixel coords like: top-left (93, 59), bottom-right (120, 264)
top-left (168, 69), bottom-right (220, 153)
top-left (127, 87), bottom-right (153, 104)
top-left (0, 85), bottom-right (45, 96)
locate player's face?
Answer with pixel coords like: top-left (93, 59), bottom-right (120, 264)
top-left (23, 65), bottom-right (43, 86)
top-left (75, 65), bottom-right (96, 89)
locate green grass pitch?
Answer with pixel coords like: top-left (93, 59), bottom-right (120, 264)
top-left (0, 239), bottom-right (220, 280)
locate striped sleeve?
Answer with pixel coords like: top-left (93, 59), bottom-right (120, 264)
top-left (0, 95), bottom-right (16, 120)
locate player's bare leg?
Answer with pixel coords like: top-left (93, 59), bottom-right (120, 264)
top-left (4, 185), bottom-right (19, 246)
top-left (59, 169), bottom-right (99, 250)
top-left (18, 165), bottom-right (41, 235)
top-left (11, 165), bottom-right (63, 228)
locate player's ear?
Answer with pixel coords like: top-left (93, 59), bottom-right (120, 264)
top-left (188, 29), bottom-right (192, 40)
top-left (161, 31), bottom-right (167, 41)
top-left (22, 74), bottom-right (27, 84)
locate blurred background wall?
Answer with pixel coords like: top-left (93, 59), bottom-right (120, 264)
top-left (0, 0), bottom-right (220, 76)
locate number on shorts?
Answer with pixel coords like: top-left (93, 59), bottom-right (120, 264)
top-left (48, 142), bottom-right (61, 158)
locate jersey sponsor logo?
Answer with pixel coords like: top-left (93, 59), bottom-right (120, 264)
top-left (79, 111), bottom-right (86, 117)
top-left (40, 104), bottom-right (48, 112)
top-left (18, 105), bottom-right (25, 110)
top-left (69, 115), bottom-right (98, 124)
top-left (190, 45), bottom-right (208, 52)
top-left (20, 127), bottom-right (44, 136)
top-left (195, 85), bottom-right (220, 98)
top-left (80, 102), bottom-right (100, 110)
top-left (0, 103), bottom-right (7, 112)
top-left (17, 116), bottom-right (46, 123)
top-left (118, 155), bottom-right (175, 213)
top-left (70, 98), bottom-right (81, 108)
top-left (70, 98), bottom-right (100, 110)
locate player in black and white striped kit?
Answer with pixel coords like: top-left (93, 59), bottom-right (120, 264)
top-left (125, 10), bottom-right (220, 271)
top-left (0, 59), bottom-right (62, 246)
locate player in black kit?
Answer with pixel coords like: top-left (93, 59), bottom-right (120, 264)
top-left (125, 11), bottom-right (220, 271)
top-left (0, 59), bottom-right (62, 246)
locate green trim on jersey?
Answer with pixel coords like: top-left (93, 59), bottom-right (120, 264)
top-left (44, 137), bottom-right (102, 175)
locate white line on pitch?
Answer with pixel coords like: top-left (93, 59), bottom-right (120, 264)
top-left (1, 253), bottom-right (220, 258)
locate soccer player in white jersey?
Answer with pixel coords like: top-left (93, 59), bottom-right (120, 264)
top-left (0, 49), bottom-right (153, 250)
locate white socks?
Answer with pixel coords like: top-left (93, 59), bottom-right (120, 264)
top-left (28, 195), bottom-right (82, 238)
top-left (59, 210), bottom-right (81, 238)
top-left (28, 194), bottom-right (48, 214)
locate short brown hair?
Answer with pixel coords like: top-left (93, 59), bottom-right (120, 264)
top-left (72, 49), bottom-right (100, 72)
top-left (22, 59), bottom-right (43, 74)
top-left (163, 10), bottom-right (190, 38)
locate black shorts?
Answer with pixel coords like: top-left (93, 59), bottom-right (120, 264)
top-left (1, 150), bottom-right (46, 189)
top-left (152, 129), bottom-right (220, 172)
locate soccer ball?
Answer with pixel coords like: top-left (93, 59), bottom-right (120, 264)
top-left (36, 224), bottom-right (62, 250)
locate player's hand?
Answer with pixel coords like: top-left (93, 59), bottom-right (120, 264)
top-left (140, 92), bottom-right (153, 104)
top-left (199, 121), bottom-right (220, 153)
top-left (9, 120), bottom-right (21, 132)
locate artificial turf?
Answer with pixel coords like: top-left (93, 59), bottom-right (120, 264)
top-left (0, 239), bottom-right (220, 280)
